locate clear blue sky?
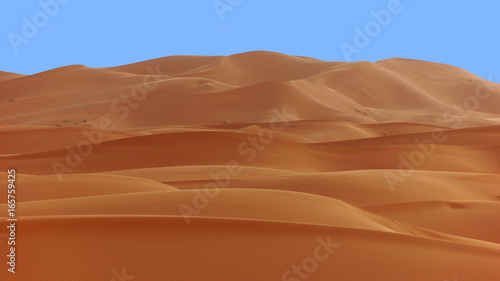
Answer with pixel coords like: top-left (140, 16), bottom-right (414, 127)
top-left (1, 0), bottom-right (499, 81)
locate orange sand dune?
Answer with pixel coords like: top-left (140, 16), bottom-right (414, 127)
top-left (14, 217), bottom-right (500, 280)
top-left (1, 51), bottom-right (499, 280)
top-left (0, 71), bottom-right (25, 83)
top-left (363, 200), bottom-right (500, 244)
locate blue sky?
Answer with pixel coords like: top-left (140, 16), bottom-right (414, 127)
top-left (1, 0), bottom-right (499, 80)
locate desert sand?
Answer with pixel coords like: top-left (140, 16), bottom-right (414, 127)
top-left (0, 51), bottom-right (499, 280)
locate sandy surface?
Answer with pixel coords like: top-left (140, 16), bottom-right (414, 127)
top-left (1, 51), bottom-right (499, 280)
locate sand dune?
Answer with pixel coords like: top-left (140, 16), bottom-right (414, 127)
top-left (1, 51), bottom-right (499, 280)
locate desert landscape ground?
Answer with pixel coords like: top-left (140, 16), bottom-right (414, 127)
top-left (1, 51), bottom-right (499, 280)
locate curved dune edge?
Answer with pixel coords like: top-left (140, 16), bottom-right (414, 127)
top-left (362, 200), bottom-right (500, 244)
top-left (1, 51), bottom-right (500, 280)
top-left (0, 172), bottom-right (176, 203)
top-left (4, 216), bottom-right (500, 281)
